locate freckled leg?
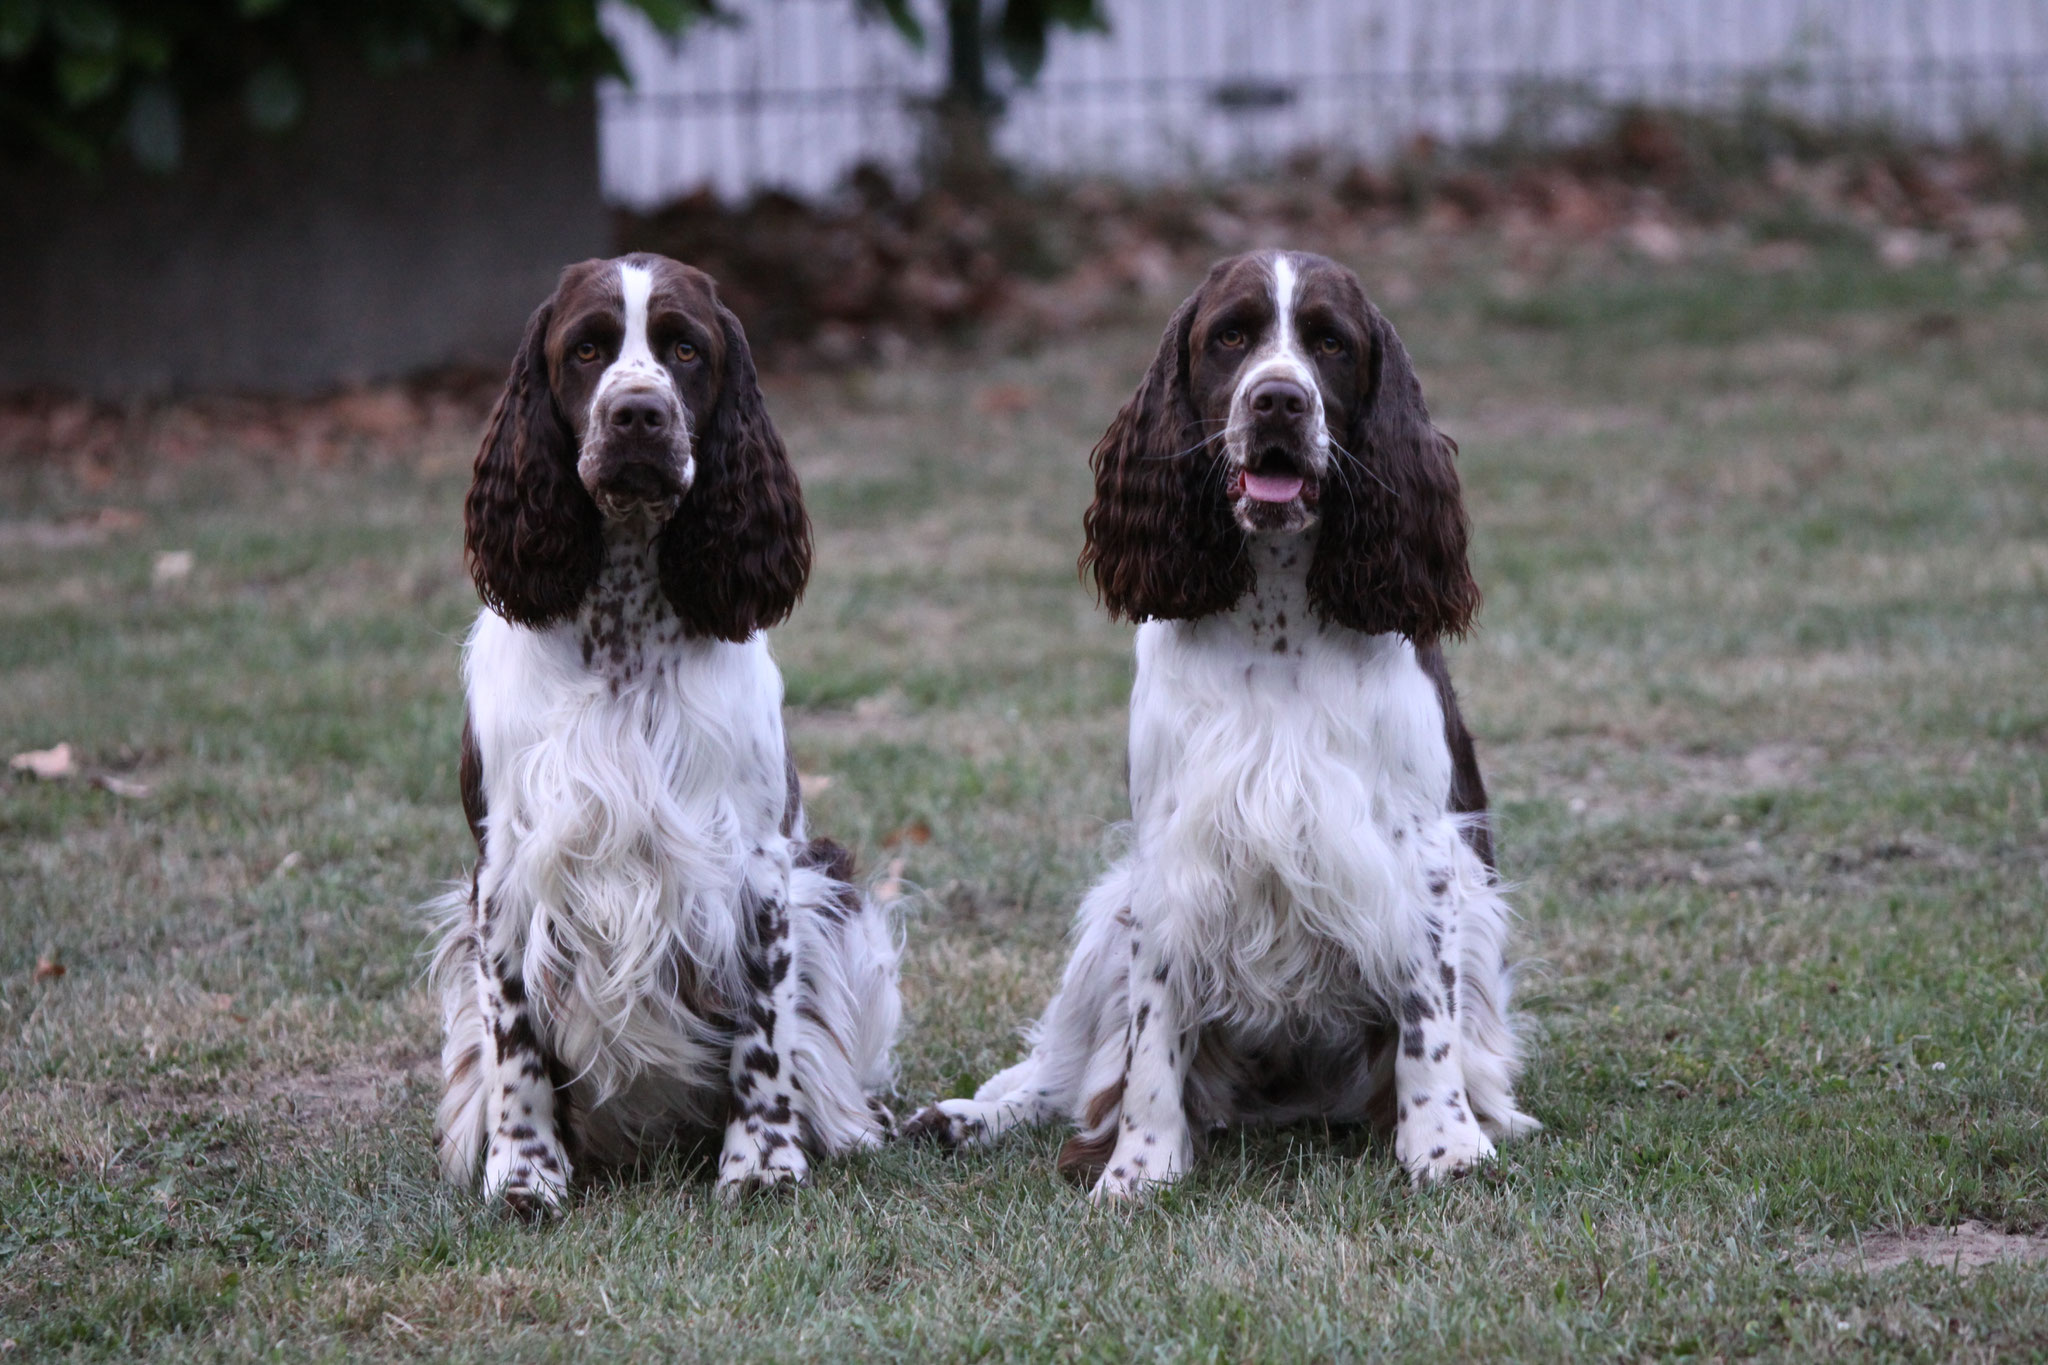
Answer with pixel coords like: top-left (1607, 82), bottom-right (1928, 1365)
top-left (1092, 924), bottom-right (1193, 1202)
top-left (718, 878), bottom-right (809, 1198)
top-left (902, 1053), bottom-right (1062, 1149)
top-left (479, 946), bottom-right (572, 1216)
top-left (1392, 891), bottom-right (1494, 1186)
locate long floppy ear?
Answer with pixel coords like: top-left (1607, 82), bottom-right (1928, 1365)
top-left (1307, 307), bottom-right (1479, 644)
top-left (657, 304), bottom-right (811, 641)
top-left (465, 298), bottom-right (604, 627)
top-left (1080, 290), bottom-right (1250, 621)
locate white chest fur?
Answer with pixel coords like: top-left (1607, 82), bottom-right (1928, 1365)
top-left (463, 524), bottom-right (791, 1096)
top-left (1126, 534), bottom-right (1468, 1021)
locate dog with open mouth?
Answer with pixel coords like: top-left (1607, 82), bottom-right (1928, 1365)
top-left (907, 250), bottom-right (1538, 1198)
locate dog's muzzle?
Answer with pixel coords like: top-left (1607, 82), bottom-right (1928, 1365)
top-left (1229, 375), bottom-right (1324, 531)
top-left (583, 389), bottom-right (692, 520)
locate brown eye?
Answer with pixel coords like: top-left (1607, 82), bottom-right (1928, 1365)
top-left (574, 341), bottom-right (599, 363)
top-left (1316, 334), bottom-right (1345, 356)
top-left (1217, 327), bottom-right (1247, 349)
top-left (673, 341), bottom-right (698, 363)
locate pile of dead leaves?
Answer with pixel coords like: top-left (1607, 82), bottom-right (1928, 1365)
top-left (620, 109), bottom-right (2038, 366)
top-left (4, 110), bottom-right (2038, 464)
top-left (0, 369), bottom-right (499, 480)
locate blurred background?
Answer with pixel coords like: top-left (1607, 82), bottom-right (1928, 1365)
top-left (3, 0), bottom-right (2046, 399)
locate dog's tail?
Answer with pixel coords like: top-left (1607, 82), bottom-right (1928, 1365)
top-left (788, 839), bottom-right (902, 1152)
top-left (428, 880), bottom-right (489, 1187)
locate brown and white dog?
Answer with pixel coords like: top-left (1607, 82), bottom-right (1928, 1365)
top-left (907, 251), bottom-right (1538, 1197)
top-left (430, 254), bottom-right (899, 1214)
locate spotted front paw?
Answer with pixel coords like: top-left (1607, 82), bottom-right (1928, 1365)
top-left (901, 1100), bottom-right (991, 1149)
top-left (857, 1096), bottom-right (896, 1146)
top-left (482, 1134), bottom-right (571, 1219)
top-left (1088, 1135), bottom-right (1187, 1203)
top-left (716, 1121), bottom-right (810, 1200)
top-left (1394, 1109), bottom-right (1496, 1186)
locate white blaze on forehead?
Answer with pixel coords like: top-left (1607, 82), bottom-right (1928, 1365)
top-left (617, 263), bottom-right (656, 369)
top-left (590, 262), bottom-right (676, 424)
top-left (579, 260), bottom-right (693, 492)
top-left (1239, 252), bottom-right (1315, 391)
top-left (1271, 252), bottom-right (1299, 361)
top-left (1223, 251), bottom-right (1328, 473)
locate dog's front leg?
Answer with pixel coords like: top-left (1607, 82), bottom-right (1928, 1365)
top-left (478, 932), bottom-right (573, 1216)
top-left (1392, 880), bottom-right (1495, 1185)
top-left (1092, 913), bottom-right (1193, 1202)
top-left (718, 854), bottom-right (810, 1199)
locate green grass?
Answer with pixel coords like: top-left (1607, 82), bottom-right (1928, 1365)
top-left (3, 242), bottom-right (2046, 1361)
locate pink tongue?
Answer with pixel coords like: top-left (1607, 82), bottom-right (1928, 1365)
top-left (1242, 471), bottom-right (1304, 503)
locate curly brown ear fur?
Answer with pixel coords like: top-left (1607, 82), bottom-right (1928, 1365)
top-left (1081, 291), bottom-right (1250, 621)
top-left (1308, 308), bottom-right (1479, 644)
top-left (657, 304), bottom-right (811, 641)
top-left (464, 299), bottom-right (603, 627)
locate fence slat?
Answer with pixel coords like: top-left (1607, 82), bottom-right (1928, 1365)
top-left (598, 0), bottom-right (2048, 208)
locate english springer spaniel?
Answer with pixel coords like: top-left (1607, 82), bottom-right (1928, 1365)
top-left (907, 251), bottom-right (1538, 1197)
top-left (430, 254), bottom-right (900, 1214)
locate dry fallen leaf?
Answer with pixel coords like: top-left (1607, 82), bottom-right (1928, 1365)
top-left (90, 773), bottom-right (151, 798)
top-left (34, 954), bottom-right (65, 982)
top-left (973, 382), bottom-right (1038, 416)
top-left (797, 773), bottom-right (834, 800)
top-left (874, 855), bottom-right (909, 905)
top-left (153, 550), bottom-right (194, 585)
top-left (882, 819), bottom-right (932, 848)
top-left (10, 743), bottom-right (75, 780)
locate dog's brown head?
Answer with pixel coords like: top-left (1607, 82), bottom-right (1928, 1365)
top-left (1081, 250), bottom-right (1477, 643)
top-left (464, 253), bottom-right (809, 642)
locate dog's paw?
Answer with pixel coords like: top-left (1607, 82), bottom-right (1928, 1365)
top-left (716, 1123), bottom-right (810, 1201)
top-left (482, 1126), bottom-right (570, 1219)
top-left (900, 1100), bottom-right (990, 1149)
top-left (482, 1144), bottom-right (570, 1220)
top-left (1088, 1133), bottom-right (1187, 1204)
top-left (1395, 1117), bottom-right (1496, 1187)
top-left (860, 1096), bottom-right (897, 1144)
top-left (1089, 1160), bottom-right (1176, 1204)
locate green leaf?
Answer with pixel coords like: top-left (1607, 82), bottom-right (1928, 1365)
top-left (454, 0), bottom-right (517, 32)
top-left (50, 0), bottom-right (117, 52)
top-left (858, 0), bottom-right (923, 47)
top-left (123, 79), bottom-right (181, 172)
top-left (0, 0), bottom-right (43, 62)
top-left (122, 21), bottom-right (169, 70)
top-left (623, 0), bottom-right (713, 35)
top-left (994, 0), bottom-right (1105, 82)
top-left (1041, 0), bottom-right (1106, 28)
top-left (243, 62), bottom-right (302, 131)
top-left (54, 47), bottom-right (118, 104)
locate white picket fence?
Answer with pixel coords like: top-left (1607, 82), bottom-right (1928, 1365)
top-left (600, 0), bottom-right (2048, 208)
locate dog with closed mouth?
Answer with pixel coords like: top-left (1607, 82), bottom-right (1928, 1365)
top-left (430, 254), bottom-right (900, 1214)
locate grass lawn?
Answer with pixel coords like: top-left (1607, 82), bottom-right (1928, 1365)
top-left (3, 241), bottom-right (2046, 1361)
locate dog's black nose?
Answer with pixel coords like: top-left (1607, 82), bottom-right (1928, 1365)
top-left (609, 393), bottom-right (668, 435)
top-left (1248, 377), bottom-right (1310, 419)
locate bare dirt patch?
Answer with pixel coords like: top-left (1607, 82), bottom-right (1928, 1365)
top-left (249, 1056), bottom-right (436, 1124)
top-left (1803, 1222), bottom-right (2048, 1276)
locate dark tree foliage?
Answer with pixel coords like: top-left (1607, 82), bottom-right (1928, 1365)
top-left (862, 0), bottom-right (1104, 102)
top-left (0, 0), bottom-right (711, 171)
top-left (857, 0), bottom-right (1104, 194)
